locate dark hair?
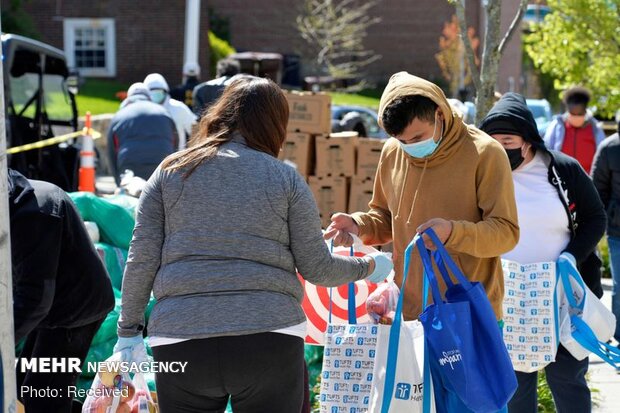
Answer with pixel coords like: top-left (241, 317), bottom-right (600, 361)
top-left (216, 58), bottom-right (241, 77)
top-left (563, 86), bottom-right (591, 106)
top-left (162, 76), bottom-right (288, 177)
top-left (382, 95), bottom-right (438, 136)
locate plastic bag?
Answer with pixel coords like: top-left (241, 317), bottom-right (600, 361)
top-left (82, 351), bottom-right (158, 413)
top-left (85, 221), bottom-right (100, 243)
top-left (69, 192), bottom-right (135, 249)
top-left (95, 243), bottom-right (128, 290)
top-left (366, 280), bottom-right (400, 324)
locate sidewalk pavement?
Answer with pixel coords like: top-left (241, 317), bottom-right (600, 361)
top-left (590, 277), bottom-right (619, 412)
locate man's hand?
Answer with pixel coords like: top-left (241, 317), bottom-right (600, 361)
top-left (417, 218), bottom-right (453, 250)
top-left (323, 213), bottom-right (359, 247)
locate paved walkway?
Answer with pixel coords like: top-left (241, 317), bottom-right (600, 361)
top-left (590, 278), bottom-right (619, 412)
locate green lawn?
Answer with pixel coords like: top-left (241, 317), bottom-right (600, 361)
top-left (75, 79), bottom-right (130, 116)
top-left (328, 89), bottom-right (381, 109)
top-left (74, 78), bottom-right (381, 116)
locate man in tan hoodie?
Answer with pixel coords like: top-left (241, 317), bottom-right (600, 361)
top-left (325, 72), bottom-right (519, 320)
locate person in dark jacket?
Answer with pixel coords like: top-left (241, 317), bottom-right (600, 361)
top-left (480, 93), bottom-right (607, 413)
top-left (192, 58), bottom-right (241, 118)
top-left (8, 168), bottom-right (115, 412)
top-left (591, 111), bottom-right (620, 345)
top-left (170, 62), bottom-right (201, 110)
top-left (108, 82), bottom-right (177, 185)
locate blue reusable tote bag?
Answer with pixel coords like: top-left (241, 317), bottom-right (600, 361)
top-left (417, 229), bottom-right (516, 413)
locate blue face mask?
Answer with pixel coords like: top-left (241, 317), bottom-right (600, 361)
top-left (149, 89), bottom-right (167, 104)
top-left (400, 115), bottom-right (444, 158)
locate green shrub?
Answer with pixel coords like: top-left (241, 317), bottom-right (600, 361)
top-left (599, 237), bottom-right (611, 278)
top-left (538, 371), bottom-right (556, 412)
top-left (208, 31), bottom-right (235, 78)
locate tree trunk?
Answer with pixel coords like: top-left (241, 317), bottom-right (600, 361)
top-left (475, 0), bottom-right (502, 124)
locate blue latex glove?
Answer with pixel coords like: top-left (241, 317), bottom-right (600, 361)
top-left (366, 252), bottom-right (393, 283)
top-left (113, 335), bottom-right (148, 362)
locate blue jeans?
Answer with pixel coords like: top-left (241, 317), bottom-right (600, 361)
top-left (606, 235), bottom-right (620, 342)
top-left (507, 345), bottom-right (590, 413)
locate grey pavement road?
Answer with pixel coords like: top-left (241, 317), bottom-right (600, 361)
top-left (590, 278), bottom-right (619, 412)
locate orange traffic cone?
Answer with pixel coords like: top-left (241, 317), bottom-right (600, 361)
top-left (78, 112), bottom-right (96, 192)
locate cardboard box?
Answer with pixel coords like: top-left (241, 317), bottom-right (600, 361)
top-left (278, 133), bottom-right (314, 176)
top-left (356, 138), bottom-right (385, 178)
top-left (285, 91), bottom-right (332, 135)
top-left (348, 176), bottom-right (375, 213)
top-left (308, 175), bottom-right (348, 228)
top-left (315, 132), bottom-right (358, 177)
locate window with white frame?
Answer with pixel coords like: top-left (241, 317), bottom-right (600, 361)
top-left (63, 18), bottom-right (116, 77)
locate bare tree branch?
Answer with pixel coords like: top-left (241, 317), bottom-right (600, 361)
top-left (498, 0), bottom-right (528, 54)
top-left (452, 0), bottom-right (481, 92)
top-left (296, 0), bottom-right (382, 82)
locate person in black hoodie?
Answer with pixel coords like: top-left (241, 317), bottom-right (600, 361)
top-left (591, 112), bottom-right (620, 346)
top-left (479, 93), bottom-right (606, 413)
top-left (8, 168), bottom-right (115, 412)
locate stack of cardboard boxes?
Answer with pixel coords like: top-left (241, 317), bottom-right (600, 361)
top-left (281, 91), bottom-right (386, 228)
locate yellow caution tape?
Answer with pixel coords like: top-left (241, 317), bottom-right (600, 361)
top-left (6, 128), bottom-right (102, 155)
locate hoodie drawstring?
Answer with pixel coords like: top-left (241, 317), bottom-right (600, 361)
top-left (394, 158), bottom-right (429, 225)
top-left (407, 159), bottom-right (429, 225)
top-left (394, 161), bottom-right (410, 221)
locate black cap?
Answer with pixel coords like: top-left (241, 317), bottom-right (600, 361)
top-left (479, 92), bottom-right (546, 152)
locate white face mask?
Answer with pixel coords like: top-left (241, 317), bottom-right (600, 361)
top-left (399, 114), bottom-right (444, 158)
top-left (149, 89), bottom-right (167, 104)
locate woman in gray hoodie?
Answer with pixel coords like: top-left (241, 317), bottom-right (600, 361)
top-left (114, 76), bottom-right (392, 412)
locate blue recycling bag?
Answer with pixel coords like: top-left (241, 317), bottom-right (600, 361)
top-left (416, 229), bottom-right (516, 413)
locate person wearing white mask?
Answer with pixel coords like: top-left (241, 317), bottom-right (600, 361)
top-left (544, 87), bottom-right (606, 174)
top-left (144, 73), bottom-right (197, 150)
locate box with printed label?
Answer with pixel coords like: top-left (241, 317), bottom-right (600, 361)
top-left (308, 175), bottom-right (348, 228)
top-left (278, 132), bottom-right (315, 177)
top-left (315, 132), bottom-right (358, 177)
top-left (285, 91), bottom-right (332, 135)
top-left (348, 176), bottom-right (374, 213)
top-left (356, 138), bottom-right (385, 178)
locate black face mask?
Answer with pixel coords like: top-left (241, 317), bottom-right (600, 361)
top-left (505, 148), bottom-right (524, 170)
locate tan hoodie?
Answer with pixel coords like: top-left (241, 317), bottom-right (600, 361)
top-left (351, 72), bottom-right (519, 320)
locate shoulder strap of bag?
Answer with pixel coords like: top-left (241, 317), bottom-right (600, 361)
top-left (348, 245), bottom-right (356, 325)
top-left (571, 316), bottom-right (620, 367)
top-left (422, 253), bottom-right (433, 413)
top-left (328, 242), bottom-right (357, 324)
top-left (380, 237), bottom-right (418, 413)
top-left (382, 234), bottom-right (453, 412)
top-left (553, 265), bottom-right (561, 349)
top-left (432, 250), bottom-right (455, 289)
top-left (558, 259), bottom-right (586, 312)
top-left (424, 228), bottom-right (472, 288)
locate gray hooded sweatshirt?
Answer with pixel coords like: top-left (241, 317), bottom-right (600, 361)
top-left (118, 134), bottom-right (370, 339)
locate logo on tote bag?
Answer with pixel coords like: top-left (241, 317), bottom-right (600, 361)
top-left (395, 383), bottom-right (412, 400)
top-left (438, 349), bottom-right (463, 370)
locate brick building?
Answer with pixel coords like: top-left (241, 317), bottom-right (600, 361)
top-left (8, 0), bottom-right (524, 95)
top-left (5, 0), bottom-right (211, 86)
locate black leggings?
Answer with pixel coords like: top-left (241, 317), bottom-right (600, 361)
top-left (152, 332), bottom-right (305, 413)
top-left (16, 318), bottom-right (104, 413)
